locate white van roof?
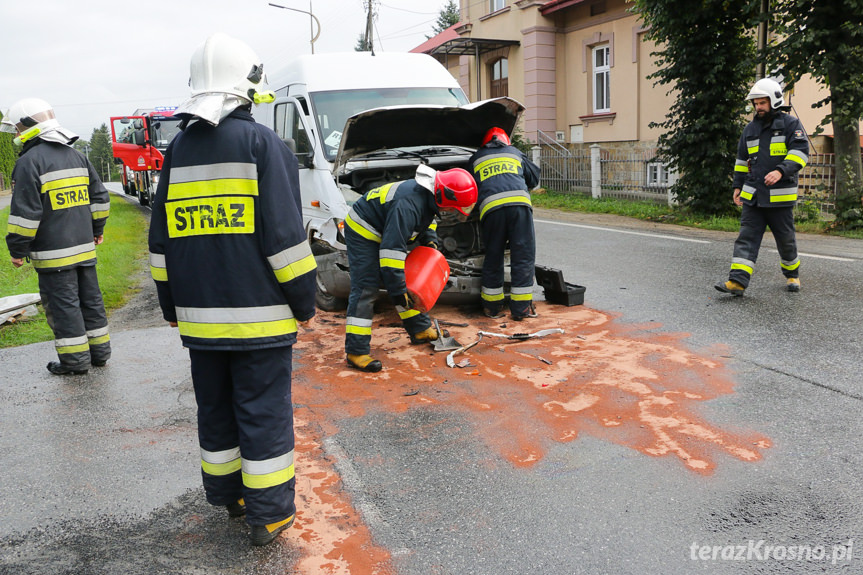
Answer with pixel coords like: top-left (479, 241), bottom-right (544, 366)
top-left (268, 52), bottom-right (462, 94)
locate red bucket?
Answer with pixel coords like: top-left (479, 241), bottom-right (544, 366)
top-left (405, 246), bottom-right (450, 313)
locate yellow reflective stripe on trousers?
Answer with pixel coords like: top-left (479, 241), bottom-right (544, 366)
top-left (176, 305), bottom-right (297, 340)
top-left (731, 257), bottom-right (754, 275)
top-left (345, 212), bottom-right (382, 243)
top-left (781, 258), bottom-right (801, 271)
top-left (149, 252), bottom-right (168, 282)
top-left (55, 335), bottom-right (88, 354)
top-left (268, 241), bottom-right (317, 283)
top-left (346, 317), bottom-right (373, 335)
top-left (482, 286), bottom-right (505, 302)
top-left (510, 285), bottom-right (533, 301)
top-left (201, 447), bottom-right (242, 476)
top-left (31, 243), bottom-right (96, 269)
top-left (242, 452), bottom-right (295, 489)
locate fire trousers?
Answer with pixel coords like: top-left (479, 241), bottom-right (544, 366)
top-left (480, 206), bottom-right (536, 316)
top-left (190, 346), bottom-right (296, 526)
top-left (728, 204), bottom-right (799, 288)
top-left (38, 264), bottom-right (111, 368)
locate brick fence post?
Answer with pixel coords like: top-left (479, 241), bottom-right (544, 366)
top-left (590, 144), bottom-right (601, 199)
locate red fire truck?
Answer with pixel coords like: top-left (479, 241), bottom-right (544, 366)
top-left (109, 107), bottom-right (181, 206)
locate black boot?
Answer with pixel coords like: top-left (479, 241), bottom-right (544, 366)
top-left (46, 361), bottom-right (89, 376)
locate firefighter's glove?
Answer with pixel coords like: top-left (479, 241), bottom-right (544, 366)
top-left (399, 292), bottom-right (415, 310)
top-left (425, 241), bottom-right (439, 251)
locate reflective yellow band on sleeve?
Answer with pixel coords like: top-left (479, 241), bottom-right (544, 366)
top-left (6, 224), bottom-right (37, 237)
top-left (786, 154), bottom-right (807, 168)
top-left (150, 265), bottom-right (168, 282)
top-left (91, 208), bottom-right (110, 220)
top-left (734, 165), bottom-right (749, 173)
top-left (273, 253), bottom-right (317, 283)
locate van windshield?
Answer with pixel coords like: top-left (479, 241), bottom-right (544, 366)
top-left (311, 87), bottom-right (469, 161)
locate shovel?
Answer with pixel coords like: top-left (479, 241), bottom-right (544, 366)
top-left (430, 319), bottom-right (462, 352)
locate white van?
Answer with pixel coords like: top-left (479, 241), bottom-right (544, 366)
top-left (256, 52), bottom-right (522, 310)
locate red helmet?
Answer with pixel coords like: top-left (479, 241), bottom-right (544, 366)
top-left (434, 168), bottom-right (477, 217)
top-left (482, 126), bottom-right (511, 146)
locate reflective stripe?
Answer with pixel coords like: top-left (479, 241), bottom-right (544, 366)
top-left (478, 190), bottom-right (532, 220)
top-left (39, 167), bottom-right (89, 185)
top-left (56, 335), bottom-right (89, 354)
top-left (242, 451), bottom-right (295, 490)
top-left (740, 185), bottom-right (756, 201)
top-left (346, 316), bottom-right (373, 335)
top-left (149, 252), bottom-right (168, 282)
top-left (168, 163), bottom-right (258, 200)
top-left (769, 141), bottom-right (788, 156)
top-left (175, 305), bottom-right (297, 340)
top-left (365, 182), bottom-right (400, 205)
top-left (769, 187), bottom-right (797, 203)
top-left (268, 241), bottom-right (317, 283)
top-left (31, 242), bottom-right (96, 269)
top-left (734, 159), bottom-right (749, 173)
top-left (345, 211), bottom-right (382, 243)
top-left (731, 257), bottom-right (754, 275)
top-left (510, 285), bottom-right (534, 301)
top-left (746, 139), bottom-right (759, 154)
top-left (87, 326), bottom-right (109, 338)
top-left (7, 214), bottom-right (40, 237)
top-left (482, 286), bottom-right (505, 302)
top-left (397, 307), bottom-right (421, 320)
top-left (90, 201), bottom-right (110, 220)
top-left (781, 258), bottom-right (800, 271)
top-left (201, 446), bottom-right (242, 476)
top-left (428, 221), bottom-right (438, 231)
top-left (380, 249), bottom-right (406, 270)
top-left (786, 149), bottom-right (808, 167)
top-left (88, 334), bottom-right (110, 346)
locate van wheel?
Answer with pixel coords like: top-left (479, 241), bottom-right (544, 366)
top-left (315, 282), bottom-right (347, 312)
top-left (138, 188), bottom-right (149, 207)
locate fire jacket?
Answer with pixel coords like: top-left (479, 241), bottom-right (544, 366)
top-left (6, 139), bottom-right (109, 271)
top-left (469, 139), bottom-right (540, 221)
top-left (148, 109), bottom-right (316, 350)
top-left (344, 178), bottom-right (439, 302)
top-left (733, 111), bottom-right (809, 208)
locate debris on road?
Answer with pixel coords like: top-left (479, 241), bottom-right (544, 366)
top-left (477, 328), bottom-right (564, 341)
top-left (446, 333), bottom-right (484, 368)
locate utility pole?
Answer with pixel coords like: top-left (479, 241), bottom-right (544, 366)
top-left (756, 0), bottom-right (769, 79)
top-left (364, 0), bottom-right (375, 54)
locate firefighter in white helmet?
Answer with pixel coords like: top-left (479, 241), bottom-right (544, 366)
top-left (715, 78), bottom-right (809, 296)
top-left (2, 98), bottom-right (111, 375)
top-left (148, 32), bottom-right (316, 546)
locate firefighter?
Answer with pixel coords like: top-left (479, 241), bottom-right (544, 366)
top-left (344, 165), bottom-right (477, 372)
top-left (2, 98), bottom-right (111, 375)
top-left (468, 127), bottom-right (541, 320)
top-left (148, 33), bottom-right (316, 546)
top-left (715, 78), bottom-right (809, 296)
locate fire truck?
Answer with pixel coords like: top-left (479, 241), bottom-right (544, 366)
top-left (109, 107), bottom-right (181, 206)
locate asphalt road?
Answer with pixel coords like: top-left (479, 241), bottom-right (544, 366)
top-left (2, 198), bottom-right (862, 574)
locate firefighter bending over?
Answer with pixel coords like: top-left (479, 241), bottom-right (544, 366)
top-left (344, 165), bottom-right (477, 372)
top-left (148, 33), bottom-right (316, 546)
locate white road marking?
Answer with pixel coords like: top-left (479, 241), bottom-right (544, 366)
top-left (762, 248), bottom-right (855, 262)
top-left (534, 219), bottom-right (711, 244)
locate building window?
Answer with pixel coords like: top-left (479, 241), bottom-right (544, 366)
top-left (490, 58), bottom-right (509, 98)
top-left (490, 0), bottom-right (505, 13)
top-left (593, 45), bottom-right (610, 113)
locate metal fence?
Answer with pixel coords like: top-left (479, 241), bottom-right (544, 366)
top-left (536, 131), bottom-right (841, 213)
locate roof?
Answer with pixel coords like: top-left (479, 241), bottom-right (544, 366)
top-left (429, 37), bottom-right (520, 57)
top-left (410, 23), bottom-right (461, 54)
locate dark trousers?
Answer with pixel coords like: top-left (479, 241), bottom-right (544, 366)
top-left (189, 346), bottom-right (296, 526)
top-left (344, 227), bottom-right (430, 356)
top-left (480, 206), bottom-right (536, 316)
top-left (38, 264), bottom-right (111, 368)
top-left (729, 204), bottom-right (799, 288)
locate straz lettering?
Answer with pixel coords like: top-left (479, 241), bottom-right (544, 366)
top-left (478, 158), bottom-right (520, 182)
top-left (50, 186), bottom-right (89, 210)
top-left (168, 197), bottom-right (255, 238)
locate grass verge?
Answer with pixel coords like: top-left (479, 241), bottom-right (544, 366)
top-left (531, 189), bottom-right (831, 234)
top-left (0, 196), bottom-right (148, 348)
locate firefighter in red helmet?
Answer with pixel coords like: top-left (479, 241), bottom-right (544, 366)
top-left (469, 127), bottom-right (541, 320)
top-left (344, 164), bottom-right (477, 372)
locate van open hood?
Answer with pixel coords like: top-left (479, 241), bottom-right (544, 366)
top-left (334, 97), bottom-right (524, 173)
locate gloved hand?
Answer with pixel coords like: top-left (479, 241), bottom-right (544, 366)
top-left (425, 240), bottom-right (439, 251)
top-left (399, 292), bottom-right (415, 310)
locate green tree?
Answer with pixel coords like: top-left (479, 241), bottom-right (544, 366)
top-left (768, 0), bottom-right (863, 227)
top-left (432, 0), bottom-right (460, 35)
top-left (355, 33), bottom-right (372, 52)
top-left (0, 112), bottom-right (18, 189)
top-left (633, 0), bottom-right (760, 214)
top-left (89, 124), bottom-right (115, 182)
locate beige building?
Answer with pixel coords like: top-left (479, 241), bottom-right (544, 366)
top-left (412, 0), bottom-right (848, 155)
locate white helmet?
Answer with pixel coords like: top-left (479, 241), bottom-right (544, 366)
top-left (747, 78), bottom-right (784, 109)
top-left (0, 97), bottom-right (77, 145)
top-left (189, 32), bottom-right (267, 102)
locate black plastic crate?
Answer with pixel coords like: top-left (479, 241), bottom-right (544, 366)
top-left (544, 283), bottom-right (586, 306)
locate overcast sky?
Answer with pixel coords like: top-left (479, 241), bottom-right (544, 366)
top-left (0, 0), bottom-right (448, 138)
